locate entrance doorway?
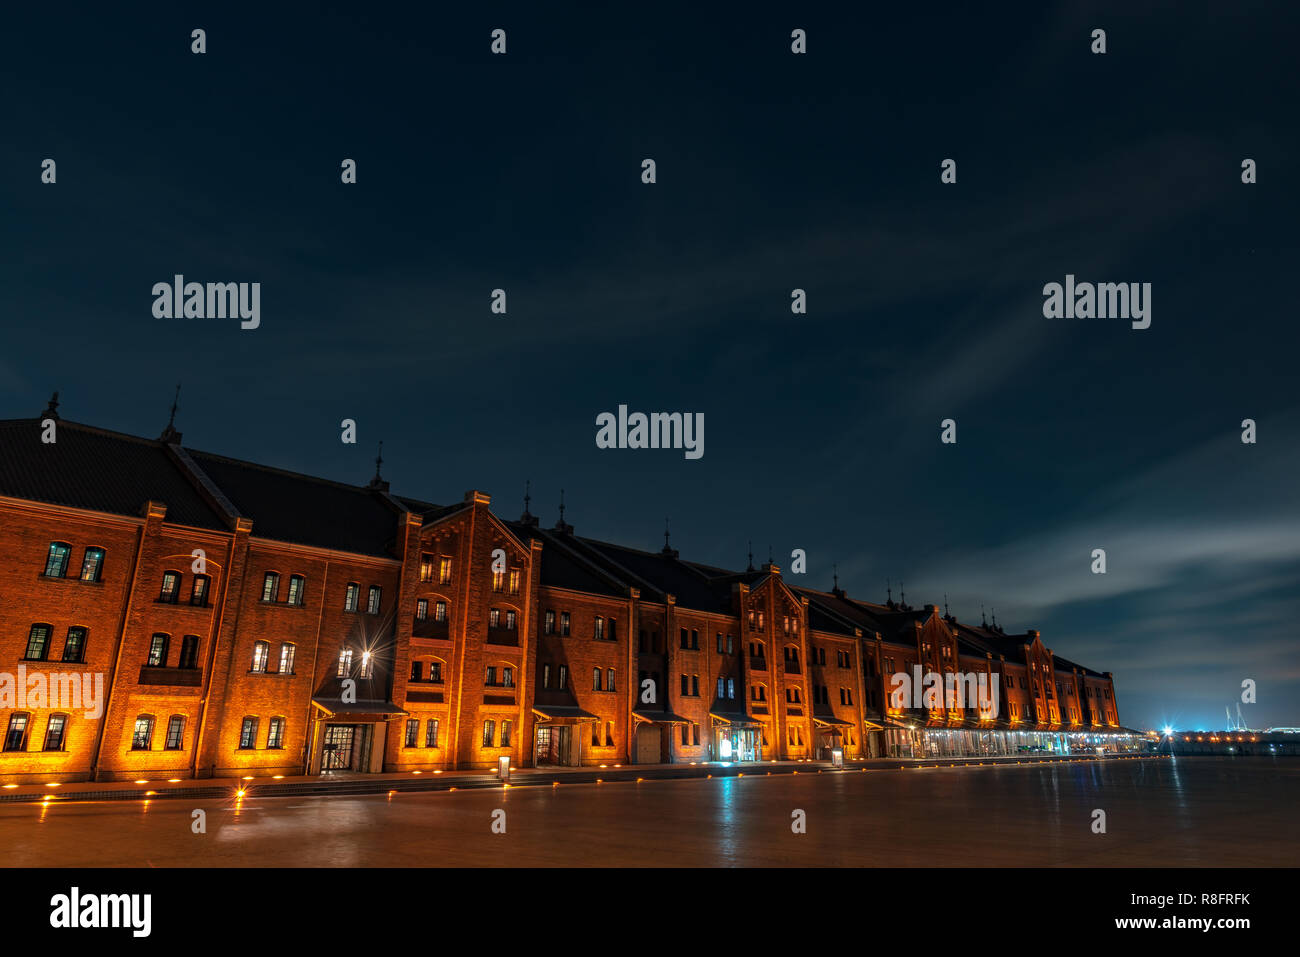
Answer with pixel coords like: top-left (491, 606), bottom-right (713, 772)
top-left (321, 723), bottom-right (371, 772)
top-left (635, 723), bottom-right (666, 764)
top-left (534, 725), bottom-right (577, 766)
top-left (714, 727), bottom-right (758, 762)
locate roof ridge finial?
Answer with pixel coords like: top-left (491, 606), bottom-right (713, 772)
top-left (981, 604), bottom-right (987, 628)
top-left (747, 540), bottom-right (755, 572)
top-left (160, 383), bottom-right (183, 443)
top-left (366, 441), bottom-right (390, 491)
top-left (899, 581), bottom-right (906, 607)
top-left (886, 578), bottom-right (893, 605)
top-left (521, 479), bottom-right (537, 525)
top-left (991, 607), bottom-right (998, 631)
top-left (42, 391), bottom-right (60, 420)
top-left (833, 563), bottom-right (839, 591)
top-left (944, 593), bottom-right (950, 617)
top-left (554, 488), bottom-right (573, 534)
top-left (559, 488), bottom-right (565, 522)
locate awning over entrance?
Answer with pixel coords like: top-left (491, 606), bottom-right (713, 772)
top-left (812, 716), bottom-right (853, 727)
top-left (709, 711), bottom-right (761, 727)
top-left (311, 698), bottom-right (407, 720)
top-left (532, 705), bottom-right (599, 724)
top-left (633, 709), bottom-right (691, 724)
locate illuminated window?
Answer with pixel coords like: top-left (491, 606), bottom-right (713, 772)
top-left (439, 557), bottom-right (452, 585)
top-left (366, 586), bottom-right (381, 615)
top-left (164, 716), bottom-right (185, 750)
top-left (250, 641), bottom-right (269, 673)
top-left (428, 660), bottom-right (442, 683)
top-left (23, 623), bottom-right (52, 661)
top-left (287, 574), bottom-right (306, 606)
top-left (44, 542), bottom-right (71, 578)
top-left (416, 599), bottom-right (428, 621)
top-left (267, 717), bottom-right (285, 749)
top-left (544, 610), bottom-right (555, 634)
top-left (131, 715), bottom-right (154, 750)
top-left (62, 626), bottom-right (87, 663)
top-left (489, 608), bottom-right (500, 628)
top-left (594, 668), bottom-right (602, 691)
top-left (508, 569), bottom-right (521, 594)
top-left (337, 647), bottom-right (353, 677)
top-left (160, 571), bottom-right (181, 603)
top-left (560, 612), bottom-right (571, 636)
top-left (482, 720), bottom-right (495, 748)
top-left (419, 555), bottom-right (434, 582)
top-left (492, 568), bottom-right (505, 592)
top-left (80, 547), bottom-right (105, 582)
top-left (501, 721), bottom-right (512, 747)
top-left (4, 714), bottom-right (30, 751)
top-left (435, 601), bottom-right (447, 622)
top-left (147, 633), bottom-right (169, 667)
top-left (343, 582), bottom-right (359, 611)
top-left (239, 717), bottom-right (259, 749)
top-left (607, 669), bottom-right (615, 692)
top-left (358, 650), bottom-right (373, 678)
top-left (558, 665), bottom-right (567, 690)
top-left (261, 572), bottom-right (279, 602)
top-left (506, 610), bottom-right (516, 630)
top-left (425, 719), bottom-right (440, 748)
top-left (727, 677), bottom-right (734, 698)
top-left (279, 643), bottom-right (296, 674)
top-left (44, 714), bottom-right (68, 752)
top-left (405, 719), bottom-right (419, 747)
top-left (594, 616), bottom-right (605, 640)
top-left (190, 574), bottom-right (210, 606)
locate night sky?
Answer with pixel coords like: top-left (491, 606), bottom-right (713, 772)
top-left (3, 3), bottom-right (1298, 732)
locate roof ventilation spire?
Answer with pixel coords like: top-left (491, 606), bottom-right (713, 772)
top-left (747, 540), bottom-right (755, 573)
top-left (42, 391), bottom-right (60, 420)
top-left (981, 604), bottom-right (988, 628)
top-left (554, 488), bottom-right (573, 535)
top-left (367, 441), bottom-right (389, 491)
top-left (160, 383), bottom-right (183, 443)
top-left (521, 479), bottom-right (538, 526)
top-left (886, 578), bottom-right (894, 609)
top-left (661, 517), bottom-right (677, 558)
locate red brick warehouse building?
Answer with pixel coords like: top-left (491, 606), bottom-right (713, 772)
top-left (0, 395), bottom-right (1136, 784)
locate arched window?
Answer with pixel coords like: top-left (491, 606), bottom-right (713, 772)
top-left (159, 571), bottom-right (181, 603)
top-left (607, 669), bottom-right (615, 692)
top-left (239, 717), bottom-right (259, 749)
top-left (43, 714), bottom-right (69, 751)
top-left (500, 720), bottom-right (512, 747)
top-left (279, 643), bottom-right (295, 674)
top-left (358, 649), bottom-right (373, 678)
top-left (366, 586), bottom-right (381, 615)
top-left (190, 574), bottom-right (210, 606)
top-left (24, 624), bottom-right (52, 661)
top-left (62, 626), bottom-right (88, 663)
top-left (4, 713), bottom-right (31, 751)
top-left (343, 582), bottom-right (360, 611)
top-left (179, 635), bottom-right (199, 669)
top-left (251, 641), bottom-right (270, 673)
top-left (425, 718), bottom-right (440, 748)
top-left (147, 633), bottom-right (169, 667)
top-left (337, 647), bottom-right (353, 676)
top-left (131, 715), bottom-right (155, 750)
top-left (165, 716), bottom-right (185, 750)
top-left (287, 574), bottom-right (306, 606)
top-left (267, 717), bottom-right (286, 749)
top-left (594, 668), bottom-right (603, 691)
top-left (44, 542), bottom-right (72, 578)
top-left (79, 547), bottom-right (105, 582)
top-left (482, 719), bottom-right (496, 748)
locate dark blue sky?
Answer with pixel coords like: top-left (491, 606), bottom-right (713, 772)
top-left (3, 3), bottom-right (1298, 731)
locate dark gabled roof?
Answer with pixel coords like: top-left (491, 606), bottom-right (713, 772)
top-left (0, 418), bottom-right (229, 530)
top-left (1051, 655), bottom-right (1107, 679)
top-left (395, 496), bottom-right (461, 523)
top-left (952, 622), bottom-right (1033, 664)
top-left (506, 523), bottom-right (629, 599)
top-left (185, 449), bottom-right (405, 557)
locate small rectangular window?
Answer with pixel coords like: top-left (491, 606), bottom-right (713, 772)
top-left (261, 572), bottom-right (279, 602)
top-left (367, 586), bottom-right (381, 615)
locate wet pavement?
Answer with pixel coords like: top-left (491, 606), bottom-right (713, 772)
top-left (1, 757), bottom-right (1293, 867)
